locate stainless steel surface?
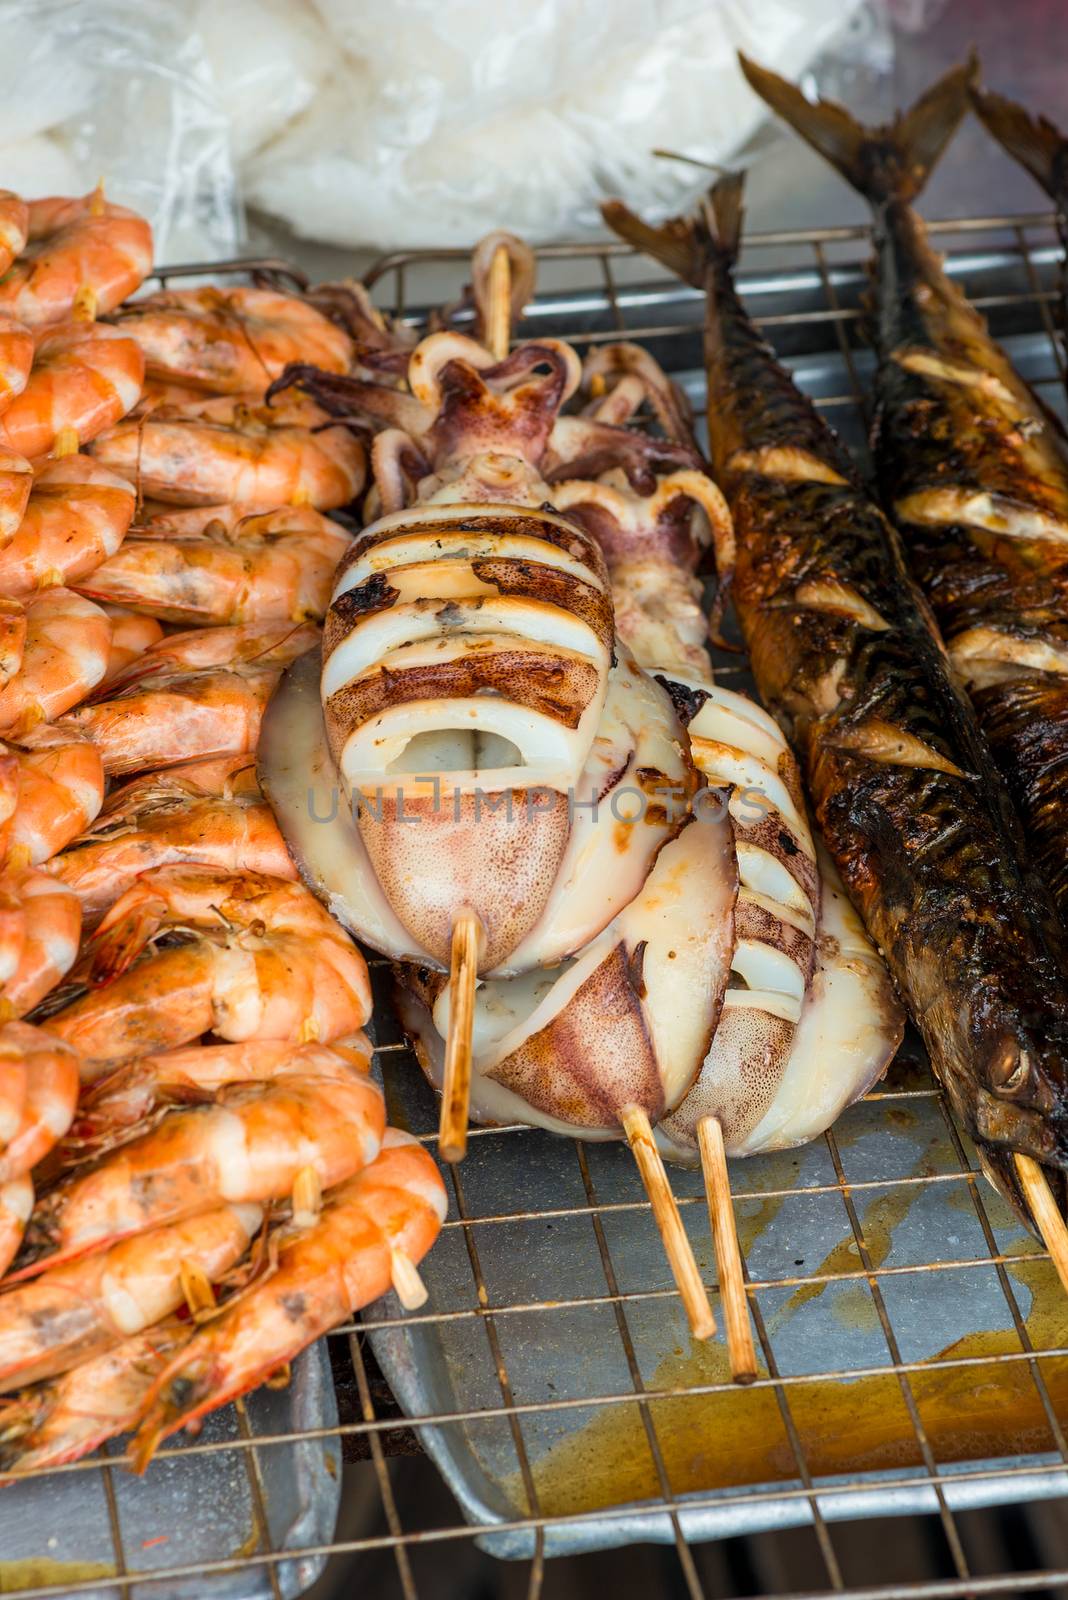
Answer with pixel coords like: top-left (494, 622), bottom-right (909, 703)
top-left (4, 210), bottom-right (1068, 1600)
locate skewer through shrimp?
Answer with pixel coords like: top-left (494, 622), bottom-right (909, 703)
top-left (13, 1038), bottom-right (385, 1275)
top-left (0, 455), bottom-right (135, 597)
top-left (0, 867), bottom-right (80, 1018)
top-left (41, 866), bottom-right (371, 1075)
top-left (1, 727), bottom-right (104, 868)
top-left (109, 286), bottom-right (352, 395)
top-left (49, 753), bottom-right (295, 923)
top-left (92, 392), bottom-right (365, 511)
top-left (77, 505), bottom-right (351, 626)
top-left (0, 191), bottom-right (152, 327)
top-left (132, 1130), bottom-right (446, 1466)
top-left (0, 1204), bottom-right (264, 1390)
top-left (56, 620), bottom-right (319, 775)
top-left (0, 321), bottom-right (143, 461)
top-left (0, 589), bottom-right (111, 737)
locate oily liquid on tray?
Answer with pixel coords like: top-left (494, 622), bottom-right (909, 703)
top-left (509, 1209), bottom-right (1068, 1519)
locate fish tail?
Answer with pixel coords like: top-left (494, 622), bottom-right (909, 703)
top-left (971, 83), bottom-right (1068, 201)
top-left (738, 50), bottom-right (978, 205)
top-left (601, 170), bottom-right (746, 287)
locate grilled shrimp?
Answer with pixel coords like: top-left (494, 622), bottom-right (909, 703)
top-left (0, 190), bottom-right (152, 327)
top-left (132, 1131), bottom-right (446, 1465)
top-left (42, 866), bottom-right (371, 1074)
top-left (0, 1319), bottom-right (187, 1478)
top-left (77, 506), bottom-right (352, 626)
top-left (0, 1204), bottom-right (263, 1390)
top-left (0, 315), bottom-right (34, 414)
top-left (67, 1034), bottom-right (373, 1154)
top-left (0, 1023), bottom-right (79, 1182)
top-left (57, 620), bottom-right (318, 775)
top-left (0, 193), bottom-right (28, 277)
top-left (0, 322), bottom-right (143, 461)
top-left (0, 867), bottom-right (80, 1019)
top-left (0, 1175), bottom-right (32, 1276)
top-left (0, 447), bottom-right (33, 546)
top-left (91, 393), bottom-right (365, 511)
top-left (50, 753), bottom-right (294, 922)
top-left (99, 606), bottom-right (164, 682)
top-left (0, 455), bottom-right (135, 598)
top-left (14, 1042), bottom-right (385, 1275)
top-left (109, 285), bottom-right (352, 395)
top-left (0, 589), bottom-right (111, 737)
top-left (3, 726), bottom-right (104, 868)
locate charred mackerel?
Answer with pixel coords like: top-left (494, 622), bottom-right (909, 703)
top-left (603, 170), bottom-right (1068, 1219)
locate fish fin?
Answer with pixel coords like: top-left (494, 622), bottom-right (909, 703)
top-left (601, 171), bottom-right (746, 286)
top-left (600, 200), bottom-right (710, 289)
top-left (738, 50), bottom-right (978, 205)
top-left (971, 83), bottom-right (1068, 200)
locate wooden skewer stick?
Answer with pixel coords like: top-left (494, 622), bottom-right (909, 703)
top-left (53, 427), bottom-right (79, 459)
top-left (391, 1248), bottom-right (429, 1310)
top-left (439, 909), bottom-right (482, 1164)
top-left (697, 1115), bottom-right (758, 1382)
top-left (1015, 1152), bottom-right (1068, 1295)
top-left (292, 1164), bottom-right (323, 1228)
top-left (621, 1103), bottom-right (716, 1341)
top-left (486, 242), bottom-right (512, 362)
top-left (179, 1257), bottom-right (217, 1322)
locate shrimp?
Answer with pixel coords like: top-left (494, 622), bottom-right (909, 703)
top-left (56, 619), bottom-right (318, 775)
top-left (0, 867), bottom-right (81, 1018)
top-left (0, 192), bottom-right (28, 277)
top-left (0, 1204), bottom-right (263, 1390)
top-left (42, 867), bottom-right (371, 1075)
top-left (3, 726), bottom-right (104, 867)
top-left (13, 1043), bottom-right (385, 1275)
top-left (0, 322), bottom-right (144, 461)
top-left (0, 1023), bottom-right (80, 1182)
top-left (0, 190), bottom-right (152, 327)
top-left (90, 392), bottom-right (365, 511)
top-left (0, 455), bottom-right (136, 598)
top-left (0, 1319), bottom-right (187, 1478)
top-left (109, 286), bottom-right (352, 395)
top-left (99, 605), bottom-right (164, 682)
top-left (0, 314), bottom-right (34, 414)
top-left (0, 589), bottom-right (111, 737)
top-left (77, 505), bottom-right (351, 626)
top-left (133, 1131), bottom-right (445, 1463)
top-left (0, 1175), bottom-right (32, 1277)
top-left (49, 753), bottom-right (294, 923)
top-left (67, 1034), bottom-right (373, 1155)
top-left (0, 447), bottom-right (33, 546)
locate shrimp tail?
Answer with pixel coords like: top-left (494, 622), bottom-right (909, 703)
top-left (737, 50), bottom-right (977, 206)
top-left (87, 894), bottom-right (167, 984)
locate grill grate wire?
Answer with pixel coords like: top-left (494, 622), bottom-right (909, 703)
top-left (4, 211), bottom-right (1068, 1600)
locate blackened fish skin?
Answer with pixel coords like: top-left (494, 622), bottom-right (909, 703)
top-left (740, 54), bottom-right (1068, 952)
top-left (603, 174), bottom-right (1068, 1216)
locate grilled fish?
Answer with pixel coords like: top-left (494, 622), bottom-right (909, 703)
top-left (971, 80), bottom-right (1068, 357)
top-left (602, 173), bottom-right (1068, 1217)
top-left (740, 57), bottom-right (1068, 941)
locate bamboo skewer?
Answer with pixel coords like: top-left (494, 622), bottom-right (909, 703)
top-left (622, 1103), bottom-right (716, 1341)
top-left (697, 1115), bottom-right (758, 1382)
top-left (486, 241), bottom-right (512, 362)
top-left (391, 1248), bottom-right (430, 1310)
top-left (1015, 1153), bottom-right (1068, 1294)
top-left (438, 909), bottom-right (481, 1164)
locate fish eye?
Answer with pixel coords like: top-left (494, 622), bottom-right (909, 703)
top-left (992, 1047), bottom-right (1030, 1095)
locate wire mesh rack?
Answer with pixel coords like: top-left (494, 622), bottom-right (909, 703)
top-left (4, 211), bottom-right (1068, 1600)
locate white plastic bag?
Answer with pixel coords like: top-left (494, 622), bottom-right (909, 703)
top-left (233, 0), bottom-right (889, 249)
top-left (0, 0), bottom-right (240, 260)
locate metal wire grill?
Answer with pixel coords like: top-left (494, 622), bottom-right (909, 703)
top-left (5, 213), bottom-right (1068, 1600)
